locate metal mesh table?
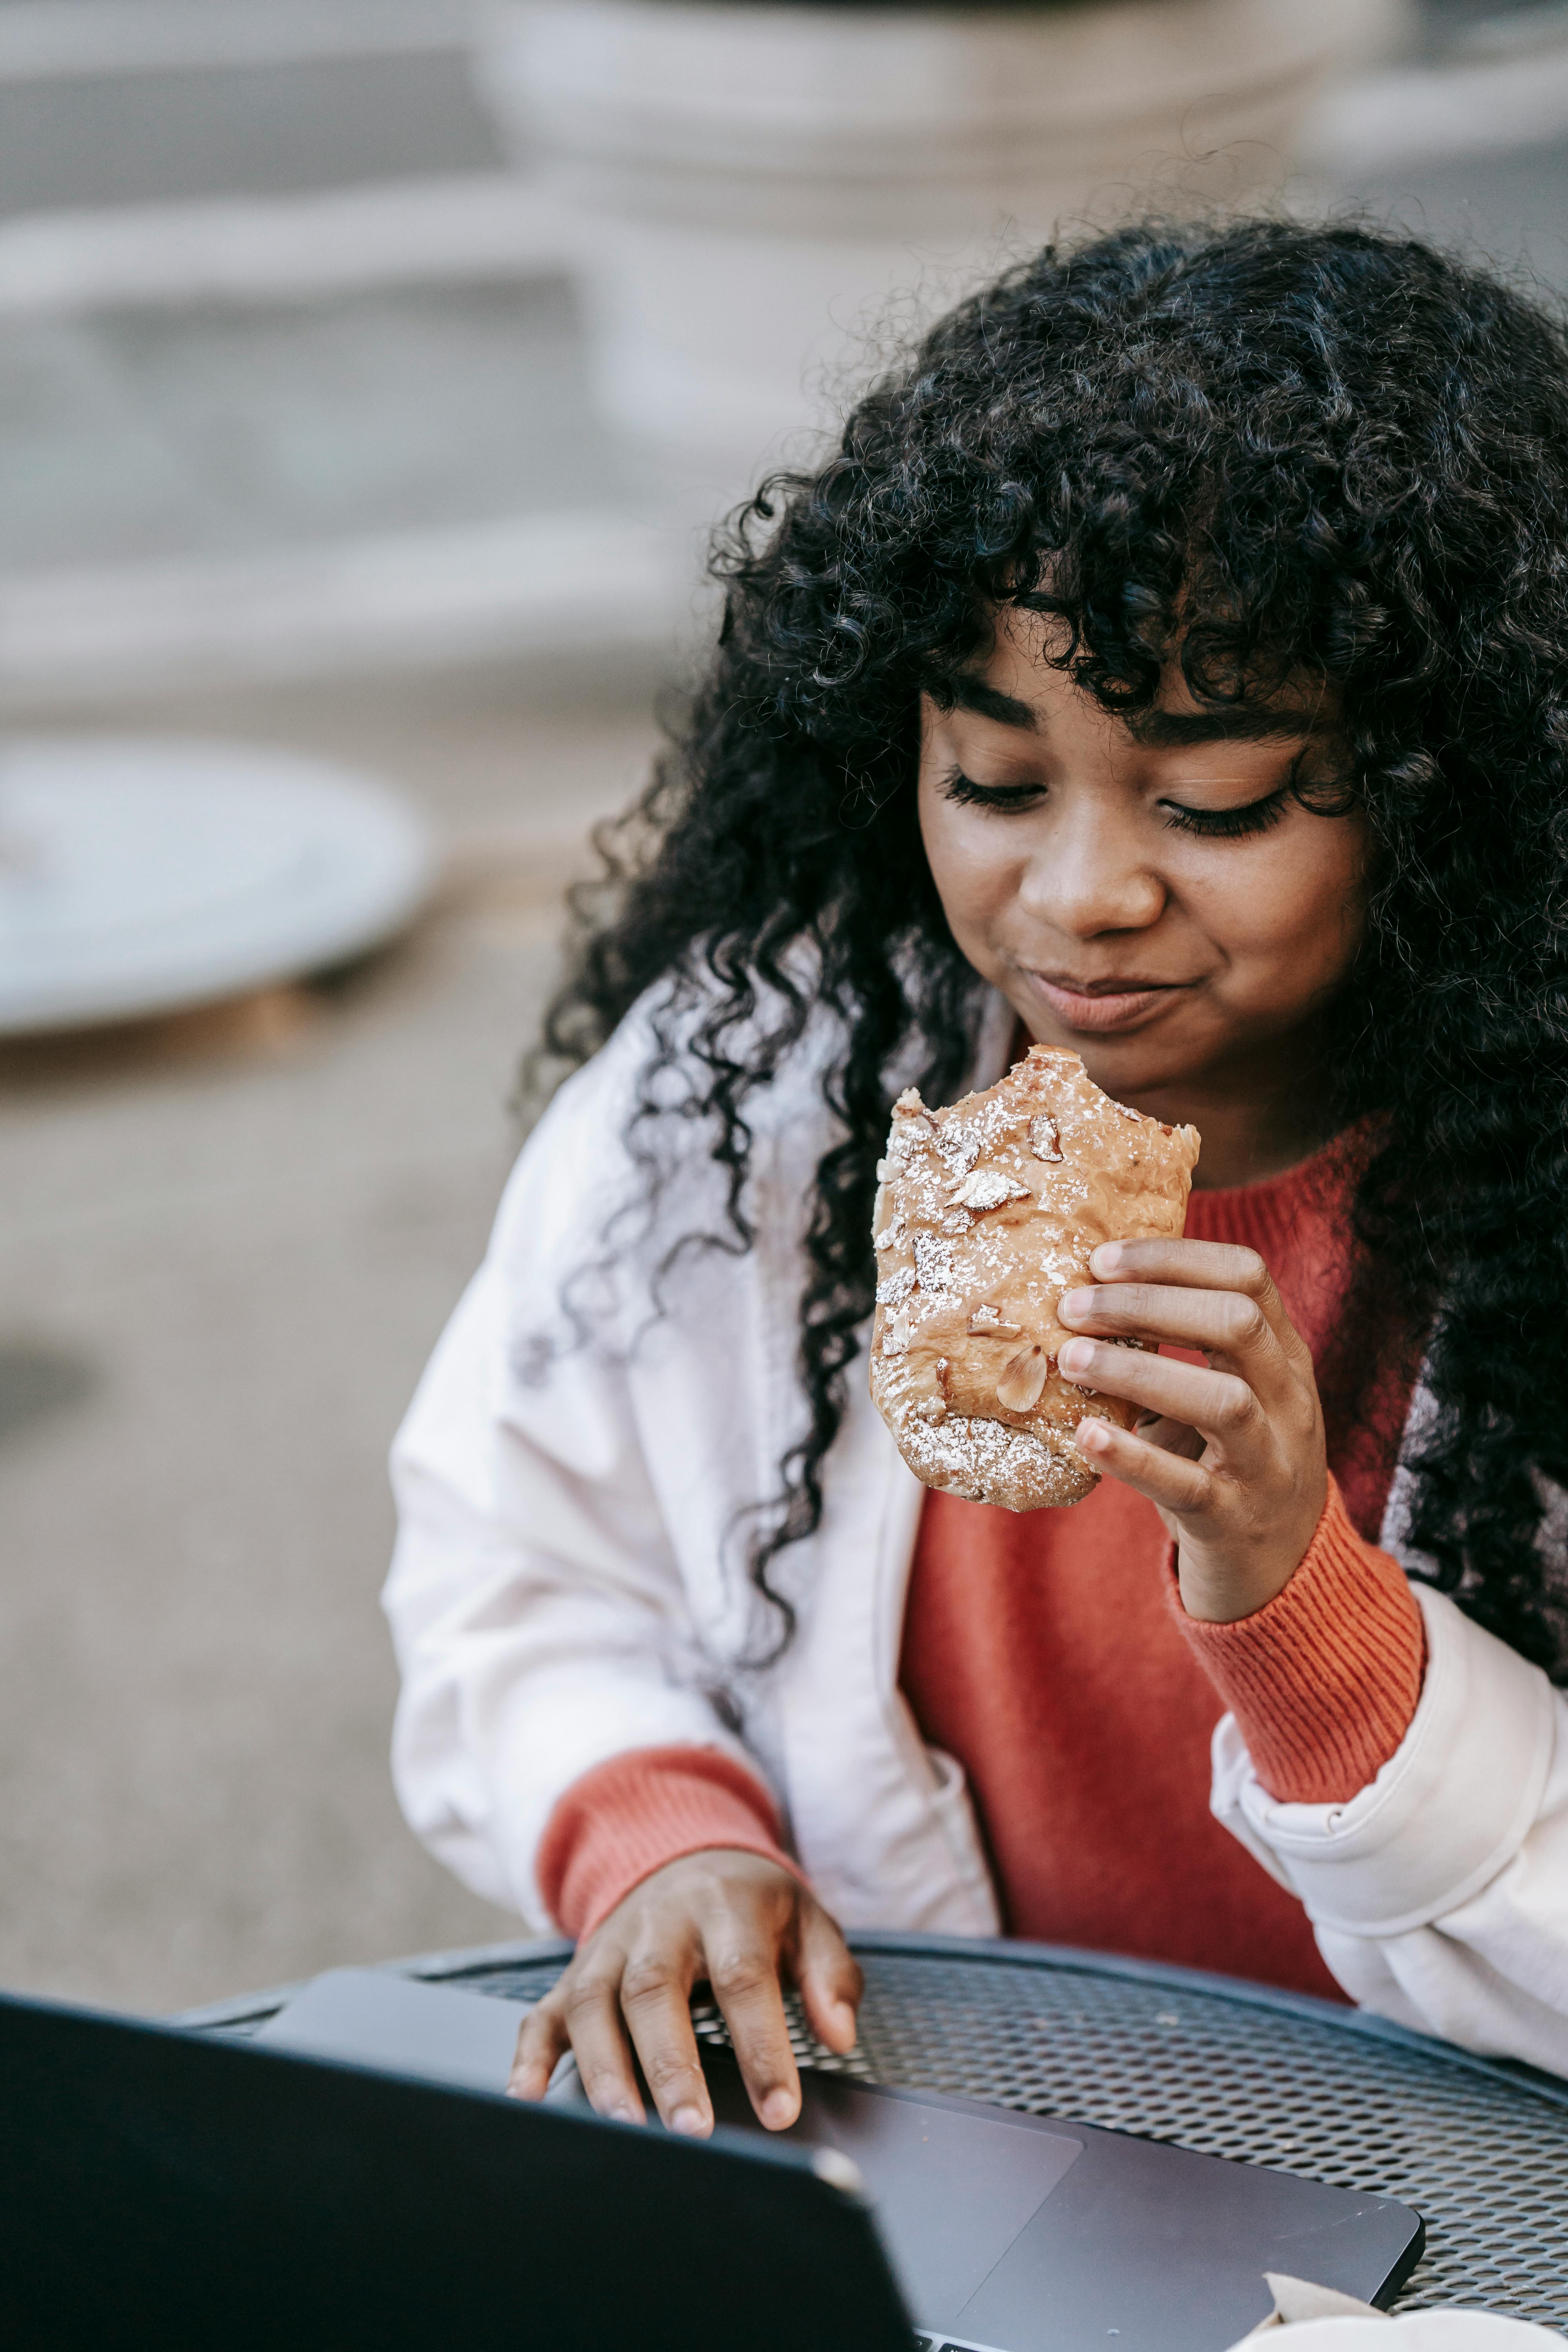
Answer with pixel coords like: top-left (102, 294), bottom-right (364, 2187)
top-left (183, 1931), bottom-right (1568, 2330)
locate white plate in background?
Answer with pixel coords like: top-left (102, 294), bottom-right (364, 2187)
top-left (0, 736), bottom-right (433, 1034)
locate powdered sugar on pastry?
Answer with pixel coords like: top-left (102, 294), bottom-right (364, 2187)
top-left (869, 1044), bottom-right (1201, 1511)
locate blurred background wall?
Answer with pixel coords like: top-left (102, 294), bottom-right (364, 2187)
top-left (4, 0), bottom-right (1568, 2016)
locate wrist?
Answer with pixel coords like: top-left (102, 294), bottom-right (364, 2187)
top-left (537, 1744), bottom-right (793, 1943)
top-left (1175, 1488), bottom-right (1326, 1624)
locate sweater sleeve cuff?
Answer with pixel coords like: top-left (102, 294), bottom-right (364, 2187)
top-left (536, 1744), bottom-right (801, 1942)
top-left (1170, 1474), bottom-right (1426, 1805)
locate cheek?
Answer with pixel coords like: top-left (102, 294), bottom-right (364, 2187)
top-left (1182, 828), bottom-right (1368, 987)
top-left (918, 788), bottom-right (1012, 934)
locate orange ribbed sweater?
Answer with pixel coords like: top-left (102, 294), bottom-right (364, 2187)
top-left (538, 1141), bottom-right (1425, 2000)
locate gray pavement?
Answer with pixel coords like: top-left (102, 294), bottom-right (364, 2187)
top-left (0, 661), bottom-right (661, 2013)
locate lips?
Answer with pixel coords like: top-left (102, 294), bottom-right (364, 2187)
top-left (1027, 973), bottom-right (1194, 1035)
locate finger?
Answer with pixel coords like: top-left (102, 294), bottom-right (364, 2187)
top-left (560, 1963), bottom-right (652, 2128)
top-left (1076, 1414), bottom-right (1215, 1515)
top-left (617, 1951), bottom-right (715, 2138)
top-left (1132, 1411), bottom-right (1207, 1463)
top-left (793, 1903), bottom-right (862, 2055)
top-left (508, 1994), bottom-right (569, 2100)
top-left (1086, 1240), bottom-right (1301, 1352)
top-left (1058, 1282), bottom-right (1295, 1403)
top-left (702, 1926), bottom-right (802, 2131)
top-left (1059, 1340), bottom-right (1266, 1459)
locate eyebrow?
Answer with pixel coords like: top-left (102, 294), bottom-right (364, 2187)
top-left (1126, 704), bottom-right (1331, 748)
top-left (945, 670), bottom-right (1329, 746)
top-left (946, 673), bottom-right (1039, 729)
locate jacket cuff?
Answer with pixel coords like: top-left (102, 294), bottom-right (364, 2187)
top-left (1211, 1583), bottom-right (1558, 1936)
top-left (1171, 1474), bottom-right (1426, 1804)
top-left (537, 1744), bottom-right (802, 1942)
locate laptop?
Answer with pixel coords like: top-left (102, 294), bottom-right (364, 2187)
top-left (0, 1968), bottom-right (1423, 2352)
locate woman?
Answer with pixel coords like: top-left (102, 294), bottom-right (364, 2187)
top-left (385, 220), bottom-right (1568, 2141)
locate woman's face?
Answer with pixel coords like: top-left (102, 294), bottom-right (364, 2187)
top-left (917, 610), bottom-right (1371, 1125)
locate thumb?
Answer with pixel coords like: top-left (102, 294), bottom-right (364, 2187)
top-left (794, 1900), bottom-right (862, 2055)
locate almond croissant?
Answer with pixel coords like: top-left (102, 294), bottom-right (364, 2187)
top-left (869, 1044), bottom-right (1200, 1511)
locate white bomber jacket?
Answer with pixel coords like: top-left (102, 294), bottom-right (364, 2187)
top-left (384, 984), bottom-right (1568, 2078)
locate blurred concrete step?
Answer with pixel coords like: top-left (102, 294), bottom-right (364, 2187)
top-left (0, 513), bottom-right (677, 705)
top-left (0, 175), bottom-right (570, 314)
top-left (0, 276), bottom-right (622, 571)
top-left (0, 1), bottom-right (503, 215)
top-left (0, 261), bottom-right (688, 701)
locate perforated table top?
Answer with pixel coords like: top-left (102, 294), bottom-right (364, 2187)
top-left (182, 1931), bottom-right (1568, 2329)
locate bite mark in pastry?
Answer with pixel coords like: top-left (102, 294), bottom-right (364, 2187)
top-left (869, 1044), bottom-right (1201, 1511)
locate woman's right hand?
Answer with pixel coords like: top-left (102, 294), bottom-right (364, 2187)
top-left (506, 1848), bottom-right (862, 2137)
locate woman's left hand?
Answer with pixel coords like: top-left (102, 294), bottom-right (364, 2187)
top-left (1056, 1239), bottom-right (1328, 1624)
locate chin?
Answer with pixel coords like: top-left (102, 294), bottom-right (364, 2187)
top-left (1014, 1016), bottom-right (1196, 1104)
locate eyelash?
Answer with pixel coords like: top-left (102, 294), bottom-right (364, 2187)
top-left (1161, 788), bottom-right (1290, 840)
top-left (939, 768), bottom-right (1293, 841)
top-left (940, 770), bottom-right (1046, 813)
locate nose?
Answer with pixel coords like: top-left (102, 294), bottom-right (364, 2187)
top-left (1017, 797), bottom-right (1165, 938)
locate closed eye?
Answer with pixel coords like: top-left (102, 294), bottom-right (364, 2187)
top-left (940, 768), bottom-right (1046, 812)
top-left (1159, 786), bottom-right (1290, 840)
top-left (944, 762), bottom-right (1327, 836)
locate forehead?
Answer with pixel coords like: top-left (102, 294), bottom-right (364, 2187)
top-left (942, 607), bottom-right (1334, 747)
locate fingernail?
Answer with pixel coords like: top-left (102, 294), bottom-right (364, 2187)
top-left (1075, 1417), bottom-right (1110, 1455)
top-left (828, 2000), bottom-right (856, 2042)
top-left (1091, 1243), bottom-right (1123, 1275)
top-left (1060, 1288), bottom-right (1094, 1322)
top-left (760, 2089), bottom-right (798, 2130)
top-left (669, 2104), bottom-right (708, 2136)
top-left (1058, 1339), bottom-right (1093, 1376)
top-left (610, 2102), bottom-right (642, 2125)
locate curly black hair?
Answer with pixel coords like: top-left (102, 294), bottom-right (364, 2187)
top-left (540, 216), bottom-right (1568, 1674)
